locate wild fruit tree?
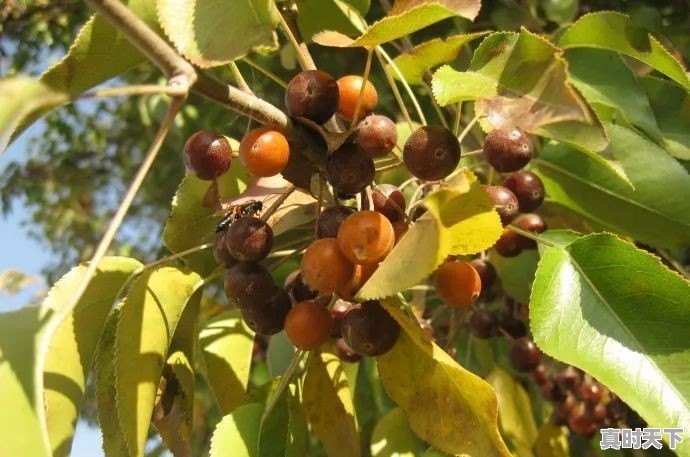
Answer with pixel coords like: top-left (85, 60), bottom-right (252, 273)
top-left (1, 1), bottom-right (690, 457)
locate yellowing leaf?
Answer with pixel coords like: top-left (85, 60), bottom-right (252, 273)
top-left (115, 266), bottom-right (202, 457)
top-left (0, 78), bottom-right (67, 153)
top-left (209, 403), bottom-right (263, 457)
top-left (314, 0), bottom-right (480, 48)
top-left (44, 257), bottom-right (142, 457)
top-left (157, 0), bottom-right (280, 67)
top-left (357, 169), bottom-right (502, 300)
top-left (371, 407), bottom-right (420, 457)
top-left (376, 300), bottom-right (511, 457)
top-left (486, 368), bottom-right (538, 451)
top-left (303, 350), bottom-right (360, 457)
top-left (534, 423), bottom-right (569, 457)
top-left (391, 33), bottom-right (488, 85)
top-left (200, 310), bottom-right (255, 415)
top-left (153, 352), bottom-right (194, 457)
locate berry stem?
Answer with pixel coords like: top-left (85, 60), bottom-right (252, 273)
top-left (452, 102), bottom-right (463, 136)
top-left (261, 349), bottom-right (306, 424)
top-left (261, 185), bottom-right (297, 222)
top-left (277, 6), bottom-right (315, 71)
top-left (81, 84), bottom-right (188, 99)
top-left (349, 48), bottom-right (375, 131)
top-left (424, 81), bottom-right (450, 129)
top-left (445, 307), bottom-right (469, 350)
top-left (457, 114), bottom-right (479, 145)
top-left (376, 48), bottom-right (414, 130)
top-left (67, 95), bottom-right (185, 318)
top-left (269, 244), bottom-right (309, 271)
top-left (507, 225), bottom-right (557, 247)
top-left (241, 57), bottom-right (289, 88)
top-left (376, 46), bottom-right (427, 126)
top-left (375, 161), bottom-right (405, 173)
top-left (229, 61), bottom-right (254, 95)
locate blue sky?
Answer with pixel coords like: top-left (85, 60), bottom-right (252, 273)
top-left (1, 120), bottom-right (105, 456)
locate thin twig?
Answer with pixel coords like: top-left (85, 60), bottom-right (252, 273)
top-left (269, 244), bottom-right (309, 271)
top-left (277, 7), bottom-right (314, 71)
top-left (242, 57), bottom-right (289, 88)
top-left (377, 46), bottom-right (427, 125)
top-left (230, 61), bottom-right (254, 94)
top-left (376, 48), bottom-right (413, 130)
top-left (507, 225), bottom-right (556, 247)
top-left (349, 48), bottom-right (374, 131)
top-left (457, 114), bottom-right (479, 145)
top-left (375, 162), bottom-right (405, 173)
top-left (453, 102), bottom-right (463, 136)
top-left (261, 185), bottom-right (297, 222)
top-left (86, 0), bottom-right (196, 86)
top-left (68, 97), bottom-right (185, 316)
top-left (81, 84), bottom-right (188, 99)
top-left (261, 349), bottom-right (305, 424)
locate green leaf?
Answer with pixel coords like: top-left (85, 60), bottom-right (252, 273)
top-left (303, 350), bottom-right (360, 457)
top-left (157, 0), bottom-right (280, 67)
top-left (431, 65), bottom-right (497, 103)
top-left (640, 76), bottom-right (690, 160)
top-left (163, 164), bottom-right (249, 275)
top-left (296, 0), bottom-right (368, 41)
top-left (370, 407), bottom-right (421, 457)
top-left (559, 12), bottom-right (690, 90)
top-left (376, 300), bottom-right (511, 457)
top-left (566, 48), bottom-right (659, 139)
top-left (313, 0), bottom-right (481, 48)
top-left (95, 306), bottom-right (129, 457)
top-left (535, 125), bottom-right (690, 249)
top-left (391, 33), bottom-right (488, 85)
top-left (153, 351), bottom-right (194, 457)
top-left (209, 403), bottom-right (263, 457)
top-left (490, 249), bottom-right (538, 304)
top-left (486, 367), bottom-right (538, 452)
top-left (267, 331), bottom-right (297, 378)
top-left (0, 78), bottom-right (68, 153)
top-left (357, 169), bottom-right (502, 300)
top-left (0, 257), bottom-right (142, 457)
top-left (115, 265), bottom-right (202, 457)
top-left (200, 310), bottom-right (255, 415)
top-left (431, 30), bottom-right (608, 152)
top-left (530, 233), bottom-right (690, 455)
top-left (44, 257), bottom-right (142, 457)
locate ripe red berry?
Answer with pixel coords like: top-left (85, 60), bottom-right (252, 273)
top-left (508, 338), bottom-right (541, 372)
top-left (184, 131), bottom-right (232, 180)
top-left (239, 127), bottom-right (290, 177)
top-left (354, 114), bottom-right (397, 157)
top-left (284, 300), bottom-right (333, 350)
top-left (513, 213), bottom-right (547, 249)
top-left (469, 259), bottom-right (496, 291)
top-left (403, 125), bottom-right (461, 181)
top-left (325, 143), bottom-right (375, 195)
top-left (494, 229), bottom-right (523, 257)
top-left (337, 210), bottom-right (395, 264)
top-left (435, 261), bottom-right (482, 308)
top-left (331, 299), bottom-right (354, 337)
top-left (469, 308), bottom-right (498, 339)
top-left (484, 185), bottom-right (519, 226)
top-left (341, 301), bottom-right (399, 356)
top-left (284, 271), bottom-right (318, 302)
top-left (337, 75), bottom-right (378, 122)
top-left (213, 231), bottom-right (236, 268)
top-left (240, 289), bottom-right (291, 336)
top-left (335, 338), bottom-right (362, 363)
top-left (316, 205), bottom-right (354, 239)
top-left (225, 217), bottom-right (273, 262)
top-left (483, 127), bottom-right (534, 172)
top-left (224, 262), bottom-right (276, 309)
top-left (503, 170), bottom-right (545, 212)
top-left (578, 382), bottom-right (602, 405)
top-left (285, 70), bottom-right (339, 123)
top-left (363, 184), bottom-right (406, 222)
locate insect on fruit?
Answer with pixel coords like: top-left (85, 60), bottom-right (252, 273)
top-left (215, 200), bottom-right (264, 233)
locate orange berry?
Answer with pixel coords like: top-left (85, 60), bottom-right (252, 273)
top-left (285, 300), bottom-right (333, 350)
top-left (336, 75), bottom-right (378, 122)
top-left (301, 238), bottom-right (355, 294)
top-left (337, 261), bottom-right (378, 299)
top-left (337, 210), bottom-right (395, 264)
top-left (435, 261), bottom-right (482, 308)
top-left (239, 127), bottom-right (290, 177)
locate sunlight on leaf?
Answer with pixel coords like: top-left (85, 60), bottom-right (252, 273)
top-left (370, 407), bottom-right (421, 457)
top-left (314, 0), bottom-right (481, 48)
top-left (377, 299), bottom-right (512, 457)
top-left (115, 265), bottom-right (202, 457)
top-left (209, 403), bottom-right (263, 457)
top-left (303, 349), bottom-right (360, 457)
top-left (559, 12), bottom-right (690, 90)
top-left (157, 0), bottom-right (280, 67)
top-left (531, 233), bottom-right (690, 456)
top-left (391, 33), bottom-right (488, 85)
top-left (200, 310), bottom-right (255, 415)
